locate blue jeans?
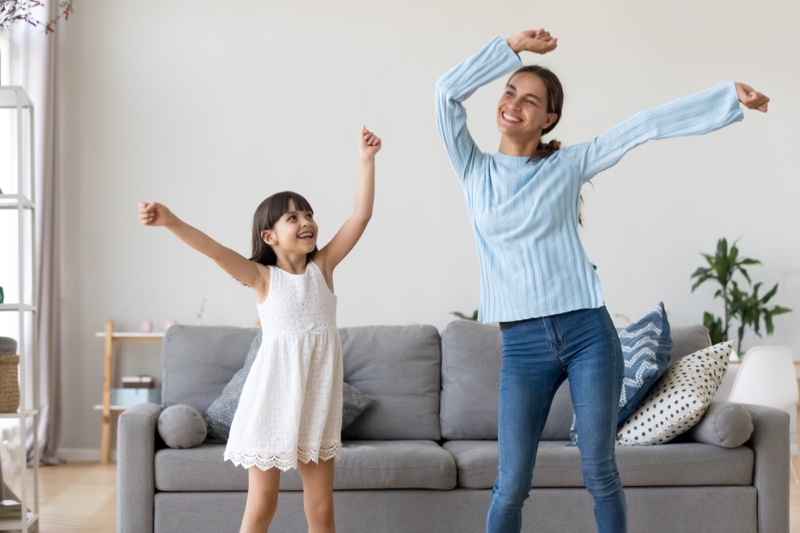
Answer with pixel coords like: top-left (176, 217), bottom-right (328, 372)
top-left (486, 306), bottom-right (627, 533)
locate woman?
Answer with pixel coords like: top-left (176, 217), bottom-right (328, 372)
top-left (435, 28), bottom-right (768, 533)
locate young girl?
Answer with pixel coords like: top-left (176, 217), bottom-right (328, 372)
top-left (435, 28), bottom-right (768, 533)
top-left (138, 126), bottom-right (381, 533)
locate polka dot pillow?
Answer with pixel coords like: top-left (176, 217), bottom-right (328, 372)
top-left (616, 341), bottom-right (731, 446)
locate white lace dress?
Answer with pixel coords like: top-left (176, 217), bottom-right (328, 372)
top-left (223, 261), bottom-right (343, 471)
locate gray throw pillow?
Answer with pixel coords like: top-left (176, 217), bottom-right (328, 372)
top-left (204, 329), bottom-right (376, 441)
top-left (204, 330), bottom-right (262, 441)
top-left (158, 404), bottom-right (208, 449)
top-left (687, 401), bottom-right (753, 448)
top-left (342, 382), bottom-right (376, 429)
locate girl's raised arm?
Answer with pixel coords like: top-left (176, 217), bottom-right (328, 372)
top-left (138, 201), bottom-right (266, 292)
top-left (315, 127), bottom-right (381, 276)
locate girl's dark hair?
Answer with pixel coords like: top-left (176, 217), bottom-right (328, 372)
top-left (508, 65), bottom-right (564, 163)
top-left (250, 191), bottom-right (317, 266)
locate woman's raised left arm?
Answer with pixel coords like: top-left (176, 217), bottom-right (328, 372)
top-left (568, 81), bottom-right (761, 182)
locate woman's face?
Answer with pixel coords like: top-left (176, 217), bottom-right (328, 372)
top-left (497, 73), bottom-right (558, 140)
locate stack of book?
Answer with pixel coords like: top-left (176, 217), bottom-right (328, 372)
top-left (112, 375), bottom-right (160, 406)
top-left (0, 499), bottom-right (22, 520)
top-left (121, 375), bottom-right (155, 388)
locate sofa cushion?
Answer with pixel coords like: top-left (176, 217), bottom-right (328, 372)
top-left (617, 342), bottom-right (731, 445)
top-left (440, 320), bottom-right (503, 440)
top-left (340, 325), bottom-right (442, 440)
top-left (155, 440), bottom-right (456, 491)
top-left (162, 325), bottom-right (258, 411)
top-left (443, 440), bottom-right (753, 489)
top-left (158, 404), bottom-right (207, 449)
top-left (687, 401), bottom-right (754, 448)
top-left (667, 325), bottom-right (712, 366)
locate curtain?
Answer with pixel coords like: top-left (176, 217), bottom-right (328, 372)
top-left (9, 0), bottom-right (62, 465)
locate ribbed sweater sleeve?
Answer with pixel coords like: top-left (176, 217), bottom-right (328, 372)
top-left (435, 36), bottom-right (521, 183)
top-left (566, 82), bottom-right (744, 181)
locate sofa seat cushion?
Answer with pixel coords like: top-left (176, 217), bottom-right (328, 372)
top-left (443, 440), bottom-right (754, 489)
top-left (155, 440), bottom-right (456, 492)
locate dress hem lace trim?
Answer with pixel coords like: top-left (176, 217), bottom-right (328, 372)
top-left (224, 443), bottom-right (342, 472)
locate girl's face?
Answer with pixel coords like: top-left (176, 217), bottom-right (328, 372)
top-left (262, 200), bottom-right (318, 256)
top-left (497, 72), bottom-right (558, 139)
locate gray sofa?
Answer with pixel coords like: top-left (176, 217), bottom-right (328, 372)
top-left (117, 321), bottom-right (790, 533)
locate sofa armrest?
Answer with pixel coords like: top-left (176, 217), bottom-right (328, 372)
top-left (117, 402), bottom-right (163, 533)
top-left (742, 403), bottom-right (790, 533)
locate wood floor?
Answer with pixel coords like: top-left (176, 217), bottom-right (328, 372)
top-left (7, 461), bottom-right (800, 531)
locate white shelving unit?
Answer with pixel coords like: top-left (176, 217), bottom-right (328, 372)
top-left (0, 85), bottom-right (40, 533)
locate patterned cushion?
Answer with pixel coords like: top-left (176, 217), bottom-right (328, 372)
top-left (617, 302), bottom-right (673, 422)
top-left (570, 302), bottom-right (672, 444)
top-left (616, 341), bottom-right (731, 445)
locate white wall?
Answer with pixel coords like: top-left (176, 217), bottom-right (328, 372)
top-left (53, 0), bottom-right (800, 454)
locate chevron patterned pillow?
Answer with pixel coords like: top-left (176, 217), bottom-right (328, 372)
top-left (570, 302), bottom-right (672, 445)
top-left (616, 301), bottom-right (673, 423)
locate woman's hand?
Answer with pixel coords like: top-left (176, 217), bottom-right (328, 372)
top-left (359, 126), bottom-right (382, 159)
top-left (507, 28), bottom-right (558, 55)
top-left (735, 82), bottom-right (769, 112)
top-left (138, 201), bottom-right (173, 227)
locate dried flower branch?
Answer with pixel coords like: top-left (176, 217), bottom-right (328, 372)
top-left (1, 0), bottom-right (74, 34)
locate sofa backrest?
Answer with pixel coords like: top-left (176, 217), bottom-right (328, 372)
top-left (161, 323), bottom-right (443, 441)
top-left (340, 324), bottom-right (442, 441)
top-left (162, 325), bottom-right (258, 411)
top-left (439, 320), bottom-right (712, 441)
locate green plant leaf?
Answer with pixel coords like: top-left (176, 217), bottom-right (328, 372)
top-left (452, 310), bottom-right (479, 321)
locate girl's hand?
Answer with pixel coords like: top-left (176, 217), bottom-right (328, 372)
top-left (735, 82), bottom-right (769, 113)
top-left (360, 126), bottom-right (382, 159)
top-left (507, 28), bottom-right (558, 55)
top-left (138, 201), bottom-right (173, 227)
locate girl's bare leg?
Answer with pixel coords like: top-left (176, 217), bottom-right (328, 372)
top-left (239, 466), bottom-right (281, 533)
top-left (297, 458), bottom-right (336, 533)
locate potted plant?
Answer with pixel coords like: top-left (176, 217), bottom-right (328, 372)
top-left (690, 237), bottom-right (792, 355)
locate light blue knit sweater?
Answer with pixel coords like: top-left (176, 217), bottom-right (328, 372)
top-left (435, 36), bottom-right (744, 323)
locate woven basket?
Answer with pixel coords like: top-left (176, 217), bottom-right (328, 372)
top-left (0, 355), bottom-right (20, 413)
